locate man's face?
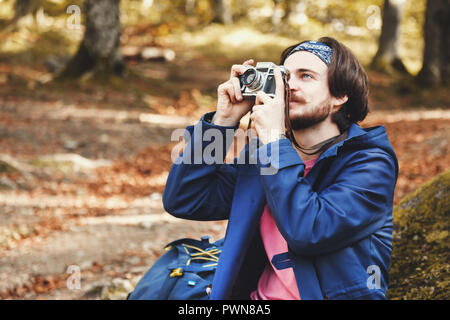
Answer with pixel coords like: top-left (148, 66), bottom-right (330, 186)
top-left (283, 51), bottom-right (333, 130)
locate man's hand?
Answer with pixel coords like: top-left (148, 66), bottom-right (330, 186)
top-left (250, 68), bottom-right (286, 145)
top-left (213, 59), bottom-right (255, 126)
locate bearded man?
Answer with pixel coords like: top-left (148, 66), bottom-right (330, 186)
top-left (162, 37), bottom-right (398, 300)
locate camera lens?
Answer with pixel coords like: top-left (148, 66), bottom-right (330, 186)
top-left (242, 67), bottom-right (263, 90)
top-left (242, 69), bottom-right (256, 85)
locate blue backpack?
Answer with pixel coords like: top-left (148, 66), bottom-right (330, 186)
top-left (128, 236), bottom-right (224, 300)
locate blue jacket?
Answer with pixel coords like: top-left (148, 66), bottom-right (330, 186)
top-left (163, 112), bottom-right (398, 300)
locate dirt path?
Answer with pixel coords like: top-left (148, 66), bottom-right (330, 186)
top-left (0, 99), bottom-right (226, 299)
top-left (0, 196), bottom-right (226, 299)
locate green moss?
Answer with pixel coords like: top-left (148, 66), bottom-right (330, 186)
top-left (388, 170), bottom-right (450, 300)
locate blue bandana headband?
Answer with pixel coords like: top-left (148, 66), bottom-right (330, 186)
top-left (287, 41), bottom-right (333, 66)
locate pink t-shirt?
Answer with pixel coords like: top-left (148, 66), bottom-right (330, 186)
top-left (251, 158), bottom-right (317, 300)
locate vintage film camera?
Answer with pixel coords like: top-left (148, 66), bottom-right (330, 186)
top-left (238, 62), bottom-right (289, 99)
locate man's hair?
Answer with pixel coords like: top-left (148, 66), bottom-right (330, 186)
top-left (280, 36), bottom-right (369, 132)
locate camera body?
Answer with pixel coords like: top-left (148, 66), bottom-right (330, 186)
top-left (238, 62), bottom-right (289, 99)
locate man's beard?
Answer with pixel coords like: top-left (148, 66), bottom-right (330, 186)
top-left (288, 97), bottom-right (331, 130)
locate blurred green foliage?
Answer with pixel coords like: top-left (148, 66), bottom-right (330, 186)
top-left (0, 0), bottom-right (427, 32)
top-left (0, 1), bottom-right (426, 46)
top-left (0, 0), bottom-right (425, 33)
top-left (0, 0), bottom-right (428, 75)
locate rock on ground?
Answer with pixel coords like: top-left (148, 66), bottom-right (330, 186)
top-left (387, 170), bottom-right (449, 300)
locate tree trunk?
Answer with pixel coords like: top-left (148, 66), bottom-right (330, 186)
top-left (14, 0), bottom-right (33, 20)
top-left (211, 0), bottom-right (233, 25)
top-left (13, 0), bottom-right (42, 20)
top-left (370, 0), bottom-right (408, 74)
top-left (185, 0), bottom-right (196, 15)
top-left (281, 0), bottom-right (293, 23)
top-left (416, 0), bottom-right (450, 86)
top-left (272, 0), bottom-right (283, 32)
top-left (272, 0), bottom-right (294, 32)
top-left (58, 0), bottom-right (124, 79)
top-left (4, 0), bottom-right (41, 29)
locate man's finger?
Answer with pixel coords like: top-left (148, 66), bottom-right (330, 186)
top-left (231, 77), bottom-right (243, 101)
top-left (230, 64), bottom-right (247, 79)
top-left (274, 68), bottom-right (285, 102)
top-left (223, 82), bottom-right (237, 104)
top-left (255, 91), bottom-right (271, 105)
top-left (249, 109), bottom-right (259, 121)
top-left (230, 59), bottom-right (254, 79)
top-left (252, 104), bottom-right (263, 113)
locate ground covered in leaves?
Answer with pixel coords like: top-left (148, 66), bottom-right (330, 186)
top-left (0, 23), bottom-right (449, 300)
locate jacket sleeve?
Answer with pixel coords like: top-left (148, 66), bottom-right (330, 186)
top-left (256, 139), bottom-right (397, 256)
top-left (162, 112), bottom-right (240, 221)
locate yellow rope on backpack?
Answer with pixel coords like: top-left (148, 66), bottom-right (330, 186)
top-left (182, 244), bottom-right (221, 264)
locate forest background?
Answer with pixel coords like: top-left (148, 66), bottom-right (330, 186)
top-left (0, 0), bottom-right (448, 300)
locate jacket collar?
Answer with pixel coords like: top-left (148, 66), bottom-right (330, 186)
top-left (316, 123), bottom-right (388, 161)
top-left (239, 123), bottom-right (392, 169)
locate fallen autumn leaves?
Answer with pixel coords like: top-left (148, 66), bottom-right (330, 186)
top-left (0, 101), bottom-right (448, 299)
